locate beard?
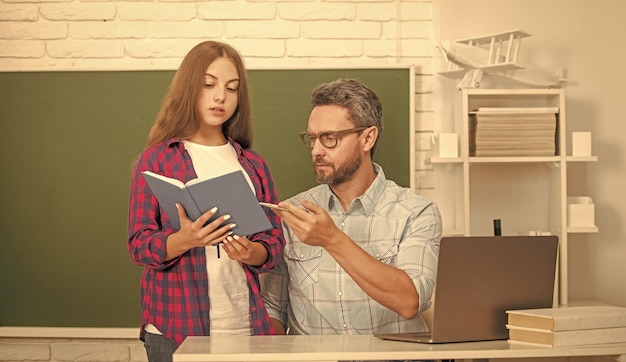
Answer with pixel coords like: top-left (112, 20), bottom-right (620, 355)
top-left (314, 150), bottom-right (362, 185)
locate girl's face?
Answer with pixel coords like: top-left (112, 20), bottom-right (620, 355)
top-left (196, 57), bottom-right (240, 132)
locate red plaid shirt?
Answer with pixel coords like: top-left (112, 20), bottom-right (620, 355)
top-left (127, 138), bottom-right (284, 345)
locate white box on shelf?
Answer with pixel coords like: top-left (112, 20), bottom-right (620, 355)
top-left (518, 230), bottom-right (552, 236)
top-left (572, 132), bottom-right (592, 156)
top-left (437, 133), bottom-right (459, 158)
top-left (567, 196), bottom-right (595, 227)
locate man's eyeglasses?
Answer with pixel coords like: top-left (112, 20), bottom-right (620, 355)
top-left (298, 127), bottom-right (368, 149)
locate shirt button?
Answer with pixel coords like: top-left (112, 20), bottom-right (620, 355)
top-left (376, 253), bottom-right (380, 258)
top-left (338, 291), bottom-right (343, 296)
top-left (300, 254), bottom-right (304, 259)
top-left (341, 222), bottom-right (346, 227)
top-left (343, 323), bottom-right (348, 328)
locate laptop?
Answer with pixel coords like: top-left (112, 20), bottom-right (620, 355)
top-left (375, 235), bottom-right (558, 343)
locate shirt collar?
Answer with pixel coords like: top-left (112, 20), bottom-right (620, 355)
top-left (165, 138), bottom-right (181, 147)
top-left (166, 137), bottom-right (243, 154)
top-left (321, 162), bottom-right (387, 216)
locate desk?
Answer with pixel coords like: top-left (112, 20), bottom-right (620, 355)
top-left (173, 335), bottom-right (626, 362)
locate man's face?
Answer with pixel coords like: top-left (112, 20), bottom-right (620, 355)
top-left (307, 105), bottom-right (363, 185)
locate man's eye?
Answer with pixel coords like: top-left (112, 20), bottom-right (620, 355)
top-left (323, 134), bottom-right (337, 142)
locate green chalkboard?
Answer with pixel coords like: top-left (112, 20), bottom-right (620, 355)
top-left (0, 68), bottom-right (411, 327)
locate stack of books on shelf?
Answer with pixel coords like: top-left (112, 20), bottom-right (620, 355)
top-left (506, 305), bottom-right (626, 347)
top-left (469, 107), bottom-right (558, 157)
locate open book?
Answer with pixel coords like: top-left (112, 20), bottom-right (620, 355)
top-left (142, 170), bottom-right (272, 236)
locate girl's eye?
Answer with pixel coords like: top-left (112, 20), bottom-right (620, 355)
top-left (204, 83), bottom-right (215, 88)
top-left (227, 87), bottom-right (238, 92)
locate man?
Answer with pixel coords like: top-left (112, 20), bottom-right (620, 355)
top-left (260, 78), bottom-right (442, 335)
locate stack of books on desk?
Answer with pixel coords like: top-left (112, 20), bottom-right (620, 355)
top-left (506, 305), bottom-right (626, 347)
top-left (469, 107), bottom-right (558, 157)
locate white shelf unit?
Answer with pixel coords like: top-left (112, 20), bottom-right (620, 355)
top-left (431, 88), bottom-right (598, 306)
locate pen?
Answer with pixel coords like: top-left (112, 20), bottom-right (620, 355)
top-left (259, 202), bottom-right (289, 211)
top-left (259, 202), bottom-right (314, 214)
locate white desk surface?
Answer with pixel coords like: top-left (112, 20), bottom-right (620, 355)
top-left (173, 335), bottom-right (626, 362)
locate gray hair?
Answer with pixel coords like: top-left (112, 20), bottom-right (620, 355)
top-left (310, 78), bottom-right (383, 156)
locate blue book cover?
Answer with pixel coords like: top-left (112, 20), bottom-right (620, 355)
top-left (142, 170), bottom-right (272, 236)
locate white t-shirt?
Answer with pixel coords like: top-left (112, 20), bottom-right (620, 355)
top-left (146, 140), bottom-right (252, 336)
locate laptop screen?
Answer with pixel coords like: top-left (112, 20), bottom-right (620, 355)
top-left (430, 235), bottom-right (558, 342)
top-left (376, 235), bottom-right (558, 343)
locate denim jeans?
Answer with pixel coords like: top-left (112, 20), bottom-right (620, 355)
top-left (144, 331), bottom-right (178, 362)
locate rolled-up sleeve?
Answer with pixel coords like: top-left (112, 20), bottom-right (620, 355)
top-left (397, 201), bottom-right (442, 313)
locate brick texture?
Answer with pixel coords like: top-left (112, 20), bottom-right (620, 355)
top-left (0, 1), bottom-right (436, 358)
top-left (0, 1), bottom-right (435, 189)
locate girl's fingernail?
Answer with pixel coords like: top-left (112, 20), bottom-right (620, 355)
top-left (210, 207), bottom-right (218, 213)
top-left (233, 235), bottom-right (240, 240)
top-left (229, 223), bottom-right (236, 229)
top-left (223, 214), bottom-right (231, 220)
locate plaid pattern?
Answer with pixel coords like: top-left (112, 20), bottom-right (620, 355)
top-left (261, 164), bottom-right (441, 335)
top-left (127, 138), bottom-right (284, 345)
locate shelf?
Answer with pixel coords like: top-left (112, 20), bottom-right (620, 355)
top-left (464, 88), bottom-right (563, 96)
top-left (568, 226), bottom-right (599, 234)
top-left (430, 87), bottom-right (596, 307)
top-left (432, 156), bottom-right (597, 164)
top-left (566, 156), bottom-right (598, 162)
top-left (469, 156), bottom-right (560, 164)
top-left (429, 157), bottom-right (463, 164)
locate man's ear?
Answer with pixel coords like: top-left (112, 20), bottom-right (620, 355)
top-left (362, 126), bottom-right (378, 152)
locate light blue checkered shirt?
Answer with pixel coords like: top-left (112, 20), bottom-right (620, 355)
top-left (261, 163), bottom-right (442, 335)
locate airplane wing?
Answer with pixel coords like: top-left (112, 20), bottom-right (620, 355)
top-left (437, 30), bottom-right (565, 88)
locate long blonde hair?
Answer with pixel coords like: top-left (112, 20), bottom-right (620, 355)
top-left (147, 41), bottom-right (253, 148)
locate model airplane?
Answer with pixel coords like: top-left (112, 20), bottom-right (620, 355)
top-left (438, 30), bottom-right (567, 89)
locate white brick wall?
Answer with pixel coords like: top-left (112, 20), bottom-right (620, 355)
top-left (0, 338), bottom-right (146, 362)
top-left (0, 0), bottom-right (435, 359)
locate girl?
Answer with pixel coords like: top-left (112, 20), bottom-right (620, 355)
top-left (127, 41), bottom-right (284, 362)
